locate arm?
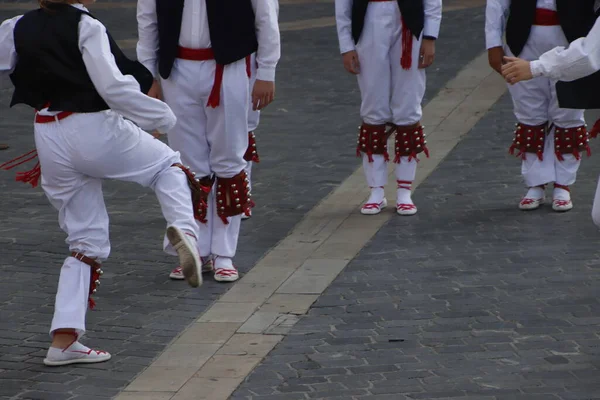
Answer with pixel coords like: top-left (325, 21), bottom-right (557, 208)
top-left (136, 0), bottom-right (159, 78)
top-left (335, 0), bottom-right (354, 54)
top-left (423, 0), bottom-right (442, 39)
top-left (251, 0), bottom-right (280, 82)
top-left (485, 0), bottom-right (509, 50)
top-left (79, 16), bottom-right (175, 133)
top-left (530, 18), bottom-right (600, 81)
top-left (0, 16), bottom-right (21, 86)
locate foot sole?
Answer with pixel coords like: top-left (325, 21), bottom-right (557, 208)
top-left (166, 227), bottom-right (202, 288)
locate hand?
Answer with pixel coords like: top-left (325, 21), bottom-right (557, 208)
top-left (252, 80), bottom-right (275, 111)
top-left (419, 39), bottom-right (435, 69)
top-left (147, 79), bottom-right (162, 100)
top-left (151, 130), bottom-right (162, 139)
top-left (502, 56), bottom-right (533, 84)
top-left (488, 46), bottom-right (505, 74)
top-left (342, 50), bottom-right (360, 74)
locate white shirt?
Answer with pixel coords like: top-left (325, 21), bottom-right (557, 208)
top-left (335, 0), bottom-right (443, 54)
top-left (530, 16), bottom-right (600, 81)
top-left (485, 0), bottom-right (557, 50)
top-left (0, 4), bottom-right (176, 133)
top-left (136, 0), bottom-right (280, 82)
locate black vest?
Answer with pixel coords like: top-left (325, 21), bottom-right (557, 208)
top-left (9, 4), bottom-right (153, 113)
top-left (506, 0), bottom-right (596, 57)
top-left (156, 0), bottom-right (258, 79)
top-left (556, 6), bottom-right (600, 110)
top-left (351, 0), bottom-right (425, 44)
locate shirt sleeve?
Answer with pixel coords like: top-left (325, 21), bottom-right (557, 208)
top-left (423, 0), bottom-right (442, 38)
top-left (529, 17), bottom-right (600, 82)
top-left (79, 16), bottom-right (175, 133)
top-left (485, 0), bottom-right (510, 49)
top-left (251, 0), bottom-right (280, 82)
top-left (136, 0), bottom-right (159, 78)
top-left (0, 16), bottom-right (21, 88)
top-left (335, 0), bottom-right (355, 54)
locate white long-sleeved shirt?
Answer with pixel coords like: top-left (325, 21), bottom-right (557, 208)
top-left (485, 0), bottom-right (557, 50)
top-left (136, 0), bottom-right (280, 82)
top-left (335, 0), bottom-right (443, 55)
top-left (530, 16), bottom-right (600, 81)
top-left (0, 4), bottom-right (176, 133)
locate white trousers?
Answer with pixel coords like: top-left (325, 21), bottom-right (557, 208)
top-left (246, 53), bottom-right (261, 192)
top-left (34, 111), bottom-right (200, 336)
top-left (161, 58), bottom-right (249, 258)
top-left (356, 1), bottom-right (424, 186)
top-left (506, 25), bottom-right (585, 187)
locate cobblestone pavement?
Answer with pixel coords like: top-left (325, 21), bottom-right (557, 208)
top-left (230, 99), bottom-right (600, 400)
top-left (0, 2), bottom-right (486, 400)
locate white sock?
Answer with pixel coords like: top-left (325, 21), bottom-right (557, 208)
top-left (396, 181), bottom-right (413, 205)
top-left (553, 186), bottom-right (571, 201)
top-left (214, 256), bottom-right (235, 271)
top-left (525, 186), bottom-right (545, 200)
top-left (365, 187), bottom-right (385, 205)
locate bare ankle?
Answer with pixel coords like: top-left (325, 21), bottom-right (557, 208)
top-left (51, 329), bottom-right (78, 349)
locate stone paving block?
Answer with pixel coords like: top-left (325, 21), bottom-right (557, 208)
top-left (198, 302), bottom-right (260, 323)
top-left (151, 343), bottom-right (220, 369)
top-left (195, 355), bottom-right (263, 379)
top-left (170, 377), bottom-right (244, 400)
top-left (260, 294), bottom-right (319, 315)
top-left (114, 393), bottom-right (174, 400)
top-left (217, 334), bottom-right (283, 357)
top-left (125, 366), bottom-right (195, 392)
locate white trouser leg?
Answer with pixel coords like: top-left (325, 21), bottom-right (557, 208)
top-left (362, 154), bottom-right (388, 188)
top-left (356, 2), bottom-right (397, 199)
top-left (34, 109), bottom-right (199, 336)
top-left (39, 176), bottom-right (107, 337)
top-left (161, 59), bottom-right (213, 257)
top-left (205, 58), bottom-right (249, 258)
top-left (355, 3), bottom-right (394, 126)
top-left (548, 75), bottom-right (585, 186)
top-left (389, 14), bottom-right (425, 126)
top-left (395, 158), bottom-right (418, 182)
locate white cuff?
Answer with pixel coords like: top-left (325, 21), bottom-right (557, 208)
top-left (256, 67), bottom-right (276, 82)
top-left (486, 37), bottom-right (504, 50)
top-left (423, 19), bottom-right (441, 39)
top-left (339, 37), bottom-right (356, 54)
top-left (529, 60), bottom-right (545, 78)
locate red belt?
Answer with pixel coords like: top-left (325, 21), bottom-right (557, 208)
top-left (177, 47), bottom-right (252, 108)
top-left (359, 1), bottom-right (413, 69)
top-left (534, 8), bottom-right (560, 26)
top-left (34, 111), bottom-right (73, 124)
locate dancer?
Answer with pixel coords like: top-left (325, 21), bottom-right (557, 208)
top-left (137, 0), bottom-right (280, 282)
top-left (501, 6), bottom-right (600, 225)
top-left (0, 0), bottom-right (205, 366)
top-left (486, 0), bottom-right (596, 211)
top-left (335, 0), bottom-right (442, 216)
